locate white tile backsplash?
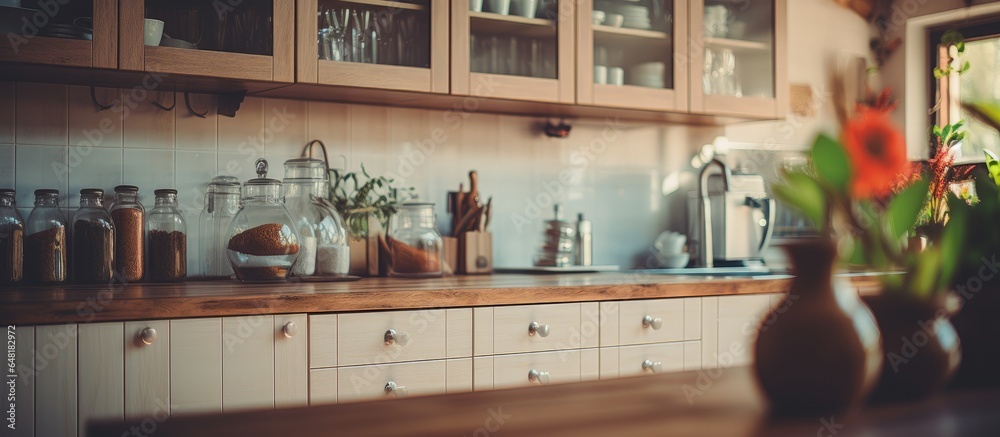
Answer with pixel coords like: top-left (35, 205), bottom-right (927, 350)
top-left (15, 82), bottom-right (67, 146)
top-left (1, 80), bottom-right (727, 273)
top-left (68, 86), bottom-right (123, 148)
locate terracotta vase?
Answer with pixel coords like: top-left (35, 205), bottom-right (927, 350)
top-left (753, 239), bottom-right (883, 415)
top-left (863, 294), bottom-right (961, 401)
top-left (950, 288), bottom-right (1000, 388)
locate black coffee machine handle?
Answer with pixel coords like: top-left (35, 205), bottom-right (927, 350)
top-left (745, 196), bottom-right (776, 256)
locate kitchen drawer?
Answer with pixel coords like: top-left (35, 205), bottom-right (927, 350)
top-left (616, 299), bottom-right (686, 346)
top-left (338, 309), bottom-right (451, 367)
top-left (309, 368), bottom-right (338, 406)
top-left (336, 360), bottom-right (452, 403)
top-left (480, 349), bottom-right (598, 390)
top-left (599, 341), bottom-right (701, 379)
top-left (490, 303), bottom-right (583, 355)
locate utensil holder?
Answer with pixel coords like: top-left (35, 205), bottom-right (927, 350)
top-left (458, 232), bottom-right (493, 274)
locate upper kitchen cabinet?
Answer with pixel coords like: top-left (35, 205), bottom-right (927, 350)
top-left (451, 0), bottom-right (575, 104)
top-left (296, 0), bottom-right (449, 93)
top-left (118, 0), bottom-right (295, 82)
top-left (689, 0), bottom-right (786, 118)
top-left (576, 0), bottom-right (687, 112)
top-left (0, 0), bottom-right (117, 69)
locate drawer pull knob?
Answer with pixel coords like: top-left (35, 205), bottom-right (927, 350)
top-left (140, 327), bottom-right (157, 346)
top-left (528, 321), bottom-right (550, 337)
top-left (384, 329), bottom-right (410, 346)
top-left (642, 315), bottom-right (663, 330)
top-left (384, 381), bottom-right (408, 397)
top-left (528, 369), bottom-right (550, 385)
top-left (642, 360), bottom-right (662, 373)
top-left (282, 321), bottom-right (297, 338)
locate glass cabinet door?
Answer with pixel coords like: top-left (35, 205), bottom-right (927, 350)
top-left (0, 0), bottom-right (117, 69)
top-left (451, 0), bottom-right (575, 104)
top-left (298, 0), bottom-right (448, 94)
top-left (690, 0), bottom-right (786, 118)
top-left (120, 0), bottom-right (295, 82)
top-left (577, 0), bottom-right (687, 112)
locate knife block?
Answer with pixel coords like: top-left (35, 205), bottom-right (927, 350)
top-left (458, 232), bottom-right (492, 275)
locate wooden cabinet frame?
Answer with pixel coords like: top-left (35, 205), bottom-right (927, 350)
top-left (688, 0), bottom-right (787, 118)
top-left (0, 0), bottom-right (117, 68)
top-left (118, 0), bottom-right (295, 82)
top-left (296, 0), bottom-right (449, 93)
top-left (451, 0), bottom-right (575, 104)
top-left (575, 0), bottom-right (689, 112)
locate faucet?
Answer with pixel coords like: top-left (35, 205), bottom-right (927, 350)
top-left (698, 159), bottom-right (732, 268)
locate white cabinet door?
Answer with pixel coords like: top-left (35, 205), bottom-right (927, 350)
top-left (617, 299), bottom-right (686, 346)
top-left (337, 360), bottom-right (448, 403)
top-left (338, 309), bottom-right (448, 366)
top-left (491, 303), bottom-right (583, 355)
top-left (616, 342), bottom-right (685, 377)
top-left (717, 294), bottom-right (776, 366)
top-left (78, 323), bottom-right (124, 434)
top-left (9, 325), bottom-right (33, 437)
top-left (35, 324), bottom-right (77, 437)
top-left (490, 349), bottom-right (587, 390)
top-left (124, 321), bottom-right (170, 419)
top-left (222, 315), bottom-right (274, 411)
top-left (170, 318), bottom-right (223, 415)
top-left (309, 368), bottom-right (338, 405)
top-left (274, 314), bottom-right (308, 408)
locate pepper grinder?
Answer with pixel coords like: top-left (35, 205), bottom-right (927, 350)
top-left (575, 213), bottom-right (592, 266)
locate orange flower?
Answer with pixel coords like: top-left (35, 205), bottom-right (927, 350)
top-left (841, 111), bottom-right (909, 199)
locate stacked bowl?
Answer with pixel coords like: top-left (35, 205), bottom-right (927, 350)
top-left (628, 62), bottom-right (665, 88)
top-left (596, 1), bottom-right (651, 29)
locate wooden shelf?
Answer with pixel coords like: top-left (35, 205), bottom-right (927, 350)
top-left (593, 25), bottom-right (671, 49)
top-left (704, 37), bottom-right (770, 52)
top-left (594, 25), bottom-right (669, 40)
top-left (332, 0), bottom-right (426, 11)
top-left (469, 11), bottom-right (556, 38)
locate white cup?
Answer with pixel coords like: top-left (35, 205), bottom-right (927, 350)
top-left (609, 67), bottom-right (624, 86)
top-left (144, 18), bottom-right (164, 46)
top-left (511, 0), bottom-right (537, 18)
top-left (592, 10), bottom-right (606, 25)
top-left (470, 0), bottom-right (484, 12)
top-left (594, 65), bottom-right (608, 84)
top-left (605, 13), bottom-right (624, 28)
top-left (487, 0), bottom-right (510, 15)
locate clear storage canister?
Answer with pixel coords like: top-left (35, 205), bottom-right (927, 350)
top-left (0, 189), bottom-right (24, 285)
top-left (226, 159), bottom-right (300, 282)
top-left (24, 189), bottom-right (67, 284)
top-left (109, 185), bottom-right (144, 282)
top-left (282, 158), bottom-right (349, 277)
top-left (201, 176), bottom-right (241, 278)
top-left (147, 189), bottom-right (187, 282)
top-left (387, 203), bottom-right (443, 278)
top-left (72, 189), bottom-right (115, 284)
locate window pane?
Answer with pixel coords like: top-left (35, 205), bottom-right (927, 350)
top-left (958, 36), bottom-right (1000, 161)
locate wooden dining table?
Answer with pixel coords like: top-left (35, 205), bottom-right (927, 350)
top-left (88, 366), bottom-right (1000, 436)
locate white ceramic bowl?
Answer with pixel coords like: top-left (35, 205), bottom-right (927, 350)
top-left (144, 18), bottom-right (164, 46)
top-left (655, 252), bottom-right (690, 269)
top-left (592, 10), bottom-right (606, 25)
top-left (605, 13), bottom-right (624, 27)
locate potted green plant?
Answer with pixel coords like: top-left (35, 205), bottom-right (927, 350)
top-left (328, 165), bottom-right (412, 276)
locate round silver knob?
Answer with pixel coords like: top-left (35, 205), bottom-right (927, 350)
top-left (384, 381), bottom-right (408, 397)
top-left (140, 327), bottom-right (157, 346)
top-left (528, 369), bottom-right (550, 385)
top-left (528, 321), bottom-right (550, 337)
top-left (384, 329), bottom-right (410, 346)
top-left (642, 360), bottom-right (662, 373)
top-left (642, 315), bottom-right (663, 330)
top-left (282, 321), bottom-right (297, 339)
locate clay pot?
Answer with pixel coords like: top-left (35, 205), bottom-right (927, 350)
top-left (753, 239), bottom-right (883, 415)
top-left (950, 287), bottom-right (1000, 388)
top-left (863, 294), bottom-right (961, 402)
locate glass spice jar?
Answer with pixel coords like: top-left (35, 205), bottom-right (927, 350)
top-left (282, 158), bottom-right (349, 277)
top-left (226, 159), bottom-right (300, 282)
top-left (200, 176), bottom-right (241, 278)
top-left (72, 189), bottom-right (115, 284)
top-left (109, 185), bottom-right (144, 282)
top-left (147, 189), bottom-right (187, 282)
top-left (0, 189), bottom-right (24, 285)
top-left (24, 189), bottom-right (67, 284)
top-left (387, 203), bottom-right (443, 278)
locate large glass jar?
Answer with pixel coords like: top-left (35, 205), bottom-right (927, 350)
top-left (388, 203), bottom-right (443, 278)
top-left (24, 189), bottom-right (67, 284)
top-left (226, 159), bottom-right (300, 282)
top-left (72, 189), bottom-right (115, 284)
top-left (200, 176), bottom-right (241, 278)
top-left (109, 185), bottom-right (144, 282)
top-left (0, 189), bottom-right (24, 285)
top-left (283, 158), bottom-right (349, 277)
top-left (147, 189), bottom-right (187, 282)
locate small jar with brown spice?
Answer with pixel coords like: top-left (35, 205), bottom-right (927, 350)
top-left (72, 189), bottom-right (115, 284)
top-left (147, 189), bottom-right (187, 282)
top-left (0, 189), bottom-right (24, 285)
top-left (110, 185), bottom-right (144, 282)
top-left (24, 189), bottom-right (67, 284)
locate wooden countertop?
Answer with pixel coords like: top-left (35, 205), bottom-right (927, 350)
top-left (88, 366), bottom-right (1000, 437)
top-left (0, 272), bottom-right (882, 325)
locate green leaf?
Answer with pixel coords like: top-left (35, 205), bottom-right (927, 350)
top-left (956, 41), bottom-right (966, 53)
top-left (985, 150), bottom-right (1000, 185)
top-left (933, 68), bottom-right (947, 79)
top-left (772, 171), bottom-right (827, 230)
top-left (885, 179), bottom-right (930, 240)
top-left (932, 125), bottom-right (942, 138)
top-left (811, 134), bottom-right (851, 194)
top-left (961, 61), bottom-right (971, 73)
top-left (963, 101), bottom-right (1000, 132)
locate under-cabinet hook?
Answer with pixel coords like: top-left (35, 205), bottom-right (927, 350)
top-left (89, 85), bottom-right (117, 111)
top-left (184, 90), bottom-right (209, 118)
top-left (151, 91), bottom-right (176, 111)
